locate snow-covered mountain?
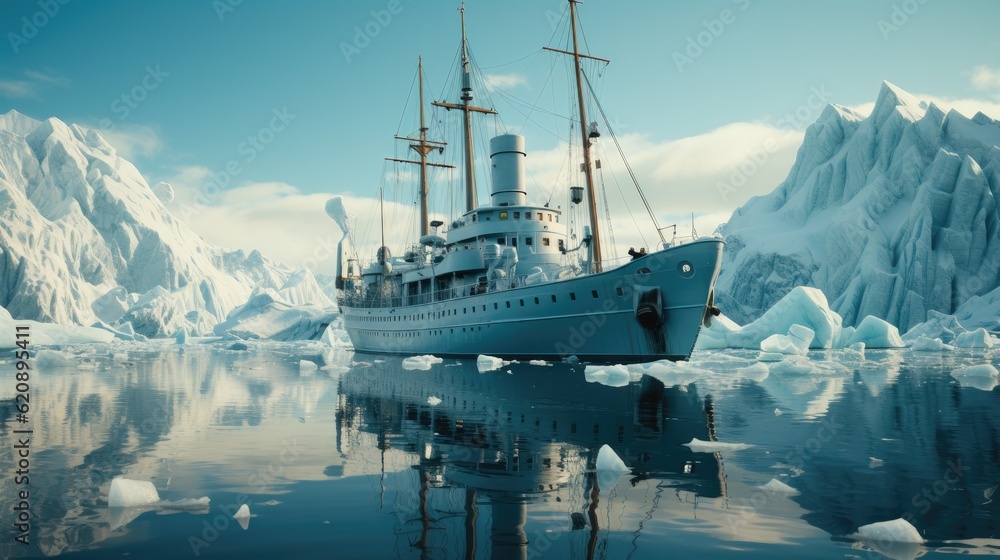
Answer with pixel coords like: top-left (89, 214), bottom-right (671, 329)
top-left (716, 82), bottom-right (1000, 332)
top-left (0, 110), bottom-right (333, 337)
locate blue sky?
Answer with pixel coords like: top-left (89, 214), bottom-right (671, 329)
top-left (3, 0), bottom-right (1000, 271)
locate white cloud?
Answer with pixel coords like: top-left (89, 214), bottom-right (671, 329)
top-left (0, 69), bottom-right (70, 99)
top-left (24, 69), bottom-right (71, 88)
top-left (97, 123), bottom-right (164, 159)
top-left (0, 80), bottom-right (35, 98)
top-left (485, 73), bottom-right (527, 90)
top-left (971, 65), bottom-right (1000, 96)
top-left (164, 169), bottom-right (433, 275)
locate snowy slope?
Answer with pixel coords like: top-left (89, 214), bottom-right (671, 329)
top-left (0, 110), bottom-right (330, 337)
top-left (716, 82), bottom-right (1000, 331)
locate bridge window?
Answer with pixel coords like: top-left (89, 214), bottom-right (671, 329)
top-left (500, 211), bottom-right (508, 220)
top-left (542, 237), bottom-right (550, 247)
top-left (514, 211), bottom-right (521, 219)
top-left (525, 237), bottom-right (533, 246)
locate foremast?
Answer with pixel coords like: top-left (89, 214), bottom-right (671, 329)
top-left (433, 3), bottom-right (497, 213)
top-left (386, 57), bottom-right (454, 237)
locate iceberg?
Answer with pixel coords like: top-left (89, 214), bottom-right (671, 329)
top-left (697, 286), bottom-right (903, 352)
top-left (584, 365), bottom-right (633, 387)
top-left (760, 478), bottom-right (797, 494)
top-left (953, 328), bottom-right (996, 348)
top-left (0, 305), bottom-right (114, 348)
top-left (909, 336), bottom-right (954, 352)
top-left (857, 518), bottom-right (923, 543)
top-left (0, 110), bottom-right (325, 337)
top-left (715, 82), bottom-right (1000, 334)
top-left (213, 289), bottom-right (338, 341)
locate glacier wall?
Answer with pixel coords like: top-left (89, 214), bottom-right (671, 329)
top-left (716, 82), bottom-right (1000, 331)
top-left (0, 110), bottom-right (328, 337)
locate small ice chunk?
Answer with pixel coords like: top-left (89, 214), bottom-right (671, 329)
top-left (857, 518), bottom-right (923, 543)
top-left (596, 444), bottom-right (630, 472)
top-left (774, 408), bottom-right (783, 416)
top-left (869, 457), bottom-right (885, 468)
top-left (477, 354), bottom-right (507, 372)
top-left (260, 500), bottom-right (282, 506)
top-left (427, 396), bottom-right (442, 406)
top-left (35, 350), bottom-right (77, 368)
top-left (403, 355), bottom-right (443, 371)
top-left (951, 364), bottom-right (1000, 391)
top-left (756, 352), bottom-right (785, 362)
top-left (233, 503), bottom-right (251, 530)
top-left (736, 362), bottom-right (770, 382)
top-left (769, 356), bottom-right (814, 375)
top-left (585, 365), bottom-right (631, 387)
top-left (683, 438), bottom-right (752, 453)
top-left (528, 359), bottom-right (550, 366)
top-left (954, 328), bottom-right (995, 348)
top-left (760, 478), bottom-right (797, 494)
top-left (910, 336), bottom-right (954, 352)
top-left (760, 324), bottom-right (815, 355)
top-left (108, 478), bottom-right (160, 507)
top-left (847, 316), bottom-right (904, 348)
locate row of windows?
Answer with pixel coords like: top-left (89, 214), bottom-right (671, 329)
top-left (471, 210), bottom-right (557, 223)
top-left (352, 287), bottom-right (628, 324)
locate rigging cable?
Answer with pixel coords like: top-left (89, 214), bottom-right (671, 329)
top-left (582, 71), bottom-right (665, 243)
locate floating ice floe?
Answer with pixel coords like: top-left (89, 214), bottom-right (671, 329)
top-left (477, 354), bottom-right (508, 372)
top-left (528, 359), bottom-right (550, 366)
top-left (299, 360), bottom-right (318, 372)
top-left (233, 503), bottom-right (251, 530)
top-left (857, 518), bottom-right (923, 543)
top-left (35, 350), bottom-right (77, 368)
top-left (756, 352), bottom-right (785, 363)
top-left (403, 355), bottom-right (443, 371)
top-left (108, 478), bottom-right (160, 508)
top-left (909, 336), bottom-right (954, 352)
top-left (0, 305), bottom-right (114, 348)
top-left (584, 365), bottom-right (634, 387)
top-left (760, 478), bottom-right (797, 494)
top-left (696, 287), bottom-right (903, 351)
top-left (683, 438), bottom-right (752, 453)
top-left (736, 362), bottom-right (770, 382)
top-left (954, 328), bottom-right (996, 348)
top-left (951, 364), bottom-right (1000, 391)
top-left (595, 444), bottom-right (631, 492)
top-left (427, 396), bottom-right (442, 406)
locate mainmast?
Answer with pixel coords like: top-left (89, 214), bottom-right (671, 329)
top-left (386, 57), bottom-right (453, 237)
top-left (543, 0), bottom-right (609, 273)
top-left (433, 3), bottom-right (496, 213)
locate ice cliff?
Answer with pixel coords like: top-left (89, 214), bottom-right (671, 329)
top-left (0, 110), bottom-right (333, 337)
top-left (716, 82), bottom-right (1000, 332)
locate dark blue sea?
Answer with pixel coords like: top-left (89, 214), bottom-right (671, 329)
top-left (1, 343), bottom-right (998, 559)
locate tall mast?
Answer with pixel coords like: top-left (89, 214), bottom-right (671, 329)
top-left (418, 56), bottom-right (430, 236)
top-left (569, 0), bottom-right (603, 272)
top-left (433, 3), bottom-right (496, 213)
top-left (386, 58), bottom-right (454, 237)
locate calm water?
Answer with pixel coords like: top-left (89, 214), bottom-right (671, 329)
top-left (1, 343), bottom-right (999, 559)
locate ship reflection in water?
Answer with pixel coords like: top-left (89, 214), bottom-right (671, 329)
top-left (337, 359), bottom-right (724, 560)
top-left (1, 346), bottom-right (999, 559)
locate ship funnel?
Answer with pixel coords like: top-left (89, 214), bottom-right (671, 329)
top-left (489, 134), bottom-right (526, 207)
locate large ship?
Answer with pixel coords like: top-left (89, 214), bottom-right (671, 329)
top-left (333, 1), bottom-right (723, 362)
